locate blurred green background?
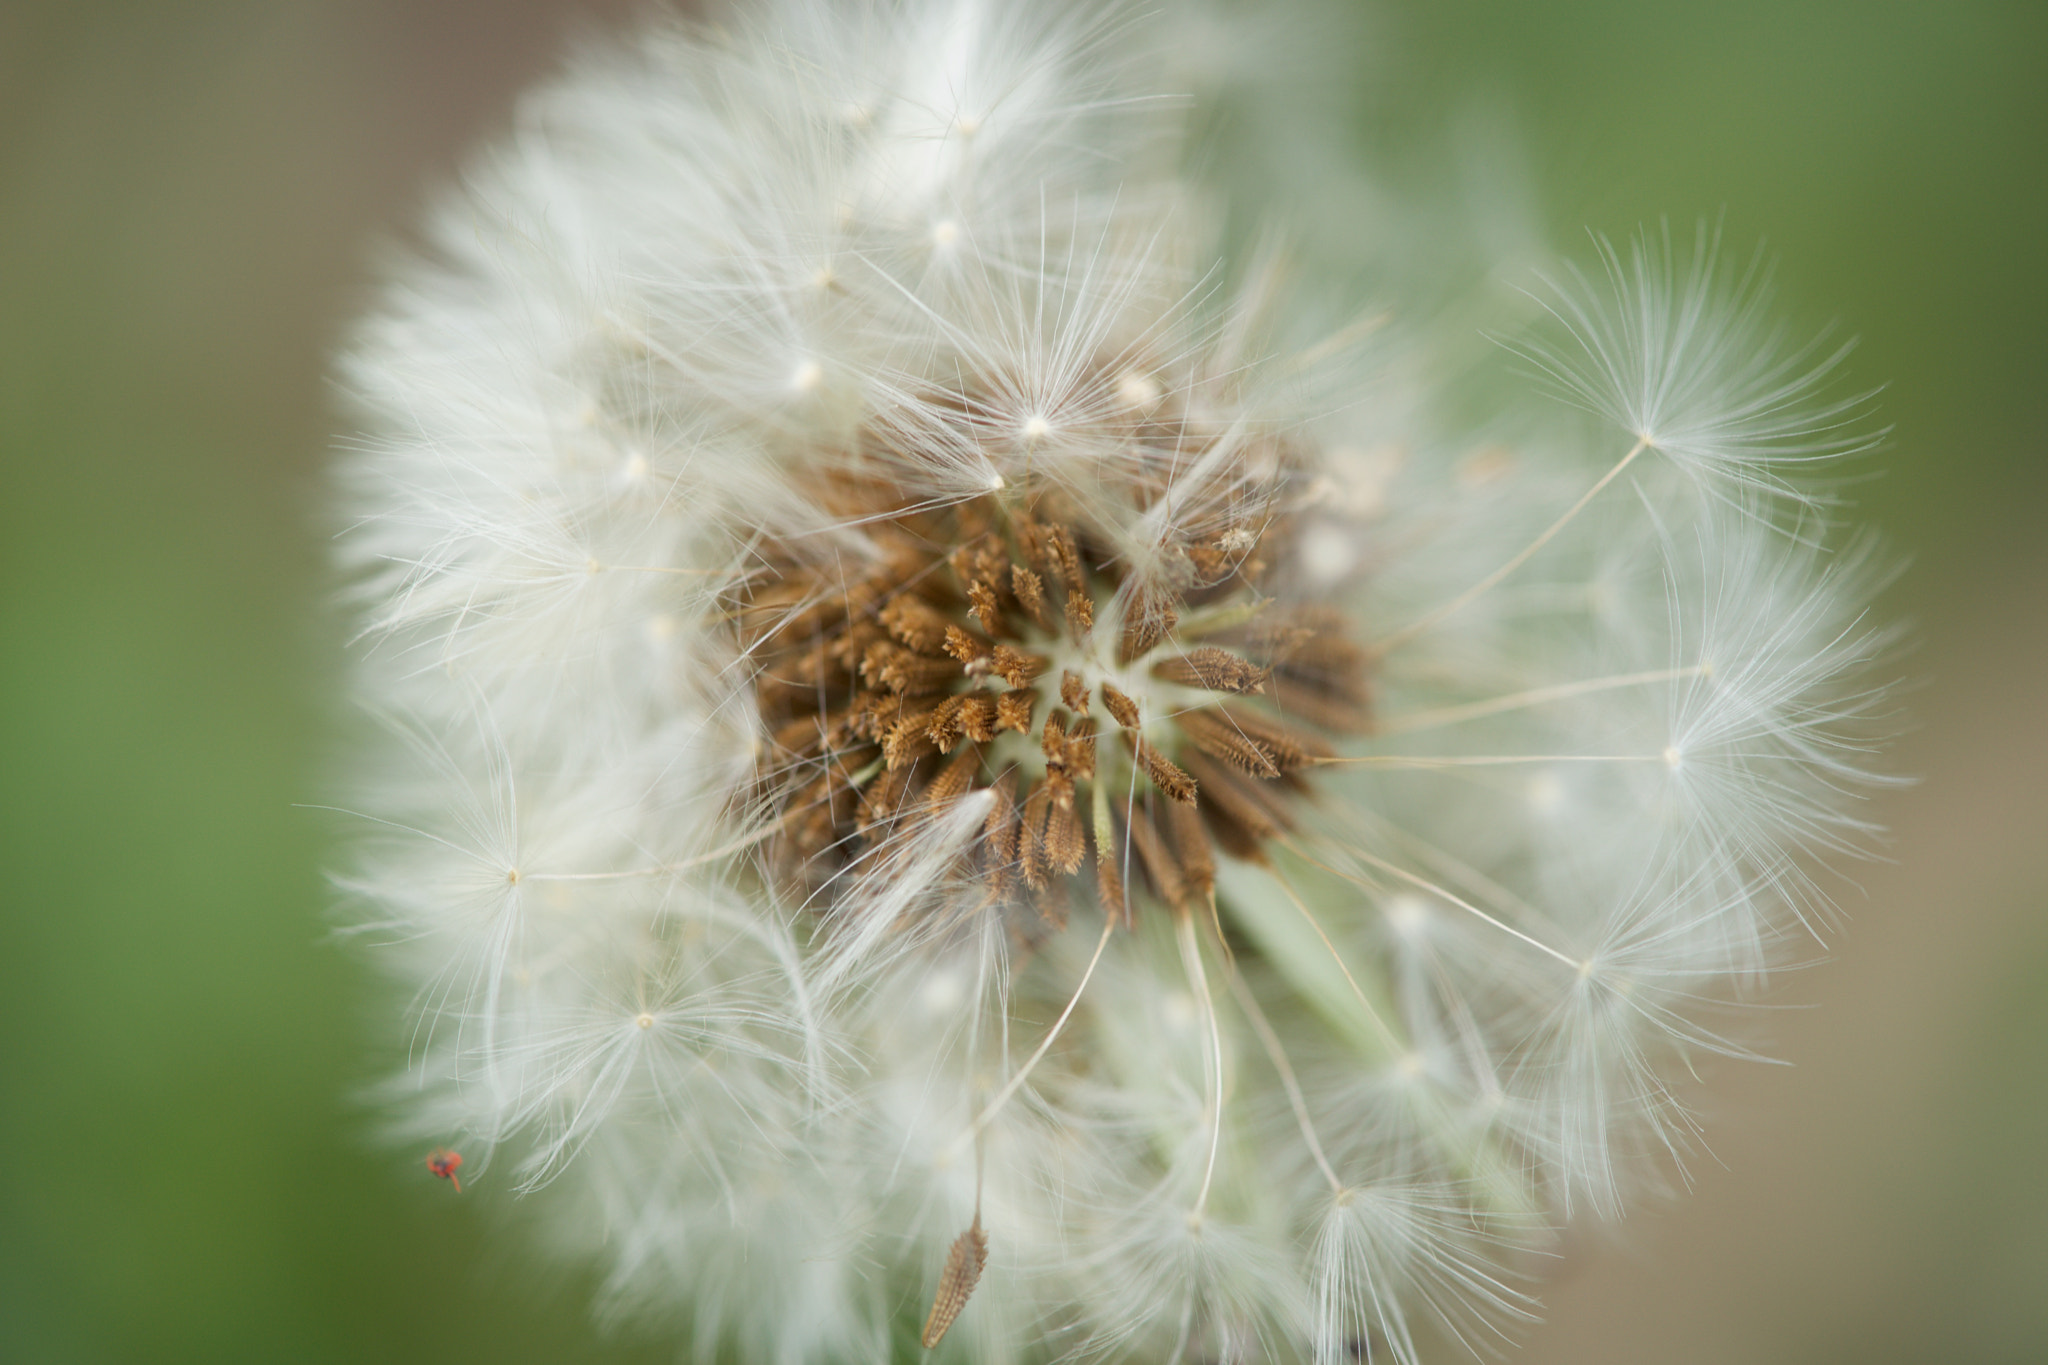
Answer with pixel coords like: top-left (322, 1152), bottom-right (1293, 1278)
top-left (1, 2), bottom-right (2042, 1361)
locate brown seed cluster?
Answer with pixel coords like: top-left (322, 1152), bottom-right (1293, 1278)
top-left (737, 480), bottom-right (1371, 937)
top-left (920, 1215), bottom-right (989, 1349)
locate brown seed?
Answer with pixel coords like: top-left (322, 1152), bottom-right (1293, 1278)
top-left (995, 688), bottom-right (1036, 734)
top-left (1175, 707), bottom-right (1282, 780)
top-left (828, 619), bottom-right (886, 673)
top-left (1163, 797), bottom-right (1215, 905)
top-left (1117, 592), bottom-right (1179, 664)
top-left (1020, 782), bottom-right (1053, 890)
top-left (1250, 609), bottom-right (1371, 700)
top-left (1180, 749), bottom-right (1293, 844)
top-left (989, 645), bottom-right (1047, 688)
top-left (958, 694), bottom-right (1000, 744)
top-left (1152, 646), bottom-right (1270, 695)
top-left (950, 533), bottom-right (1009, 598)
top-left (1010, 563), bottom-right (1053, 630)
top-left (1271, 654), bottom-right (1373, 707)
top-left (943, 624), bottom-right (993, 667)
top-left (1130, 734), bottom-right (1198, 804)
top-left (1209, 703), bottom-right (1333, 769)
top-left (738, 582), bottom-right (824, 645)
top-left (1099, 681), bottom-right (1142, 730)
top-left (1040, 709), bottom-right (1069, 761)
top-left (1185, 543), bottom-right (1233, 582)
top-left (770, 712), bottom-right (831, 758)
top-left (883, 709), bottom-right (940, 768)
top-left (1064, 592), bottom-right (1093, 640)
top-left (848, 691), bottom-right (906, 740)
top-left (920, 1218), bottom-right (989, 1349)
top-left (1196, 801), bottom-right (1266, 861)
top-left (784, 770), bottom-right (849, 843)
top-left (1126, 803), bottom-right (1187, 912)
top-left (1187, 519), bottom-right (1271, 585)
top-left (923, 746), bottom-right (981, 809)
top-left (879, 594), bottom-right (953, 654)
top-left (1093, 817), bottom-right (1131, 928)
top-left (947, 540), bottom-right (980, 591)
top-left (924, 695), bottom-right (969, 752)
top-left (1041, 522), bottom-right (1086, 593)
top-left (1012, 516), bottom-right (1050, 571)
top-left (958, 498), bottom-right (999, 538)
top-left (966, 579), bottom-right (1004, 635)
top-left (1060, 670), bottom-right (1090, 714)
top-left (858, 759), bottom-right (920, 831)
top-left (1045, 794), bottom-right (1086, 877)
top-left (1062, 719), bottom-right (1097, 781)
top-left (787, 798), bottom-right (840, 869)
top-left (862, 641), bottom-right (965, 696)
top-left (757, 641), bottom-right (842, 703)
top-left (1034, 879), bottom-right (1070, 932)
top-left (1246, 604), bottom-right (1349, 645)
top-left (982, 774), bottom-right (1020, 894)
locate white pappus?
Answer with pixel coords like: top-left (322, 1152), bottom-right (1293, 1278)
top-left (330, 1), bottom-right (1899, 1361)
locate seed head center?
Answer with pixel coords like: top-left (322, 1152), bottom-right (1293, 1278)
top-left (740, 477), bottom-right (1370, 938)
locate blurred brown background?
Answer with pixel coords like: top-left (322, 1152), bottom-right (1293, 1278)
top-left (1, 3), bottom-right (2042, 1361)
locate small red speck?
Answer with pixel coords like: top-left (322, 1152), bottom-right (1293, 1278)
top-left (426, 1147), bottom-right (464, 1193)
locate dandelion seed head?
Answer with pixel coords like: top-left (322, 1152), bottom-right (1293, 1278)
top-left (1515, 221), bottom-right (1882, 507)
top-left (331, 0), bottom-right (1897, 1359)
